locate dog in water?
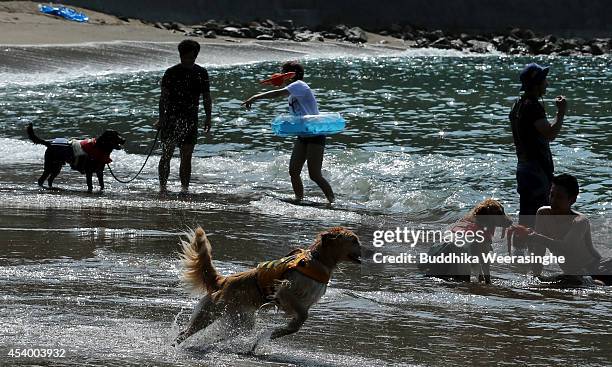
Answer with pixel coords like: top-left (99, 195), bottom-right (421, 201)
top-left (418, 198), bottom-right (513, 283)
top-left (175, 226), bottom-right (362, 346)
top-left (26, 123), bottom-right (125, 192)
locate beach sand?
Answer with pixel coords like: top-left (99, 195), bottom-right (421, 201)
top-left (0, 1), bottom-right (407, 48)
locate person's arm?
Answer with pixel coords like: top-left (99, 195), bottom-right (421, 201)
top-left (534, 96), bottom-right (567, 141)
top-left (202, 69), bottom-right (212, 133)
top-left (242, 89), bottom-right (290, 109)
top-left (157, 73), bottom-right (170, 130)
top-left (529, 216), bottom-right (589, 253)
top-left (583, 220), bottom-right (602, 262)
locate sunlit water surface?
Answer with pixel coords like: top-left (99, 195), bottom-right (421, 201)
top-left (0, 41), bottom-right (610, 366)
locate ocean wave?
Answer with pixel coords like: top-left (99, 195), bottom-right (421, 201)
top-left (0, 135), bottom-right (514, 217)
top-left (0, 40), bottom-right (503, 88)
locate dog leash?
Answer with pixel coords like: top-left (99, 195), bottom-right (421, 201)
top-left (107, 129), bottom-right (159, 184)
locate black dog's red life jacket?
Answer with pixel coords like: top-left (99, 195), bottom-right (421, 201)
top-left (80, 138), bottom-right (112, 164)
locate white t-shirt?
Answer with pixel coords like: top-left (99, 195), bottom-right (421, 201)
top-left (285, 80), bottom-right (319, 116)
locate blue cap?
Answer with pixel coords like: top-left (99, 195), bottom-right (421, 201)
top-left (520, 63), bottom-right (549, 91)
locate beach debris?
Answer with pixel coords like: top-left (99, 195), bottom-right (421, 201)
top-left (38, 4), bottom-right (88, 23)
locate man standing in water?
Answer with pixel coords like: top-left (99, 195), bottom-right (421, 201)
top-left (157, 40), bottom-right (212, 193)
top-left (509, 63), bottom-right (567, 248)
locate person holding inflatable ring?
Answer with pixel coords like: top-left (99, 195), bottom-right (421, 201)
top-left (242, 61), bottom-right (335, 205)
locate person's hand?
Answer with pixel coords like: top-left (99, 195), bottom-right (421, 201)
top-left (555, 95), bottom-right (567, 115)
top-left (509, 224), bottom-right (534, 239)
top-left (241, 97), bottom-right (254, 110)
top-left (204, 116), bottom-right (212, 134)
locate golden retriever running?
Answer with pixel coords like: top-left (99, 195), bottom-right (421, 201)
top-left (175, 226), bottom-right (362, 346)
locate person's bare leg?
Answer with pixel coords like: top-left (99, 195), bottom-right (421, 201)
top-left (306, 143), bottom-right (334, 203)
top-left (289, 140), bottom-right (307, 201)
top-left (179, 143), bottom-right (194, 191)
top-left (159, 141), bottom-right (176, 192)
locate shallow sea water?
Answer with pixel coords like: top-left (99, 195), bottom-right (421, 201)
top-left (0, 41), bottom-right (610, 366)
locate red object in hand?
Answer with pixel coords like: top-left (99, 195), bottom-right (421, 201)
top-left (260, 72), bottom-right (296, 87)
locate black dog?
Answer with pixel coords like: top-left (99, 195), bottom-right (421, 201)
top-left (26, 123), bottom-right (125, 192)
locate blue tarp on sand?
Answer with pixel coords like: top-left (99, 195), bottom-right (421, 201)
top-left (38, 4), bottom-right (89, 23)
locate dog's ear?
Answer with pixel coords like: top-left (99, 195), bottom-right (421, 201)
top-left (321, 231), bottom-right (336, 242)
top-left (473, 200), bottom-right (493, 228)
top-left (98, 130), bottom-right (125, 149)
top-left (474, 199), bottom-right (511, 232)
top-left (474, 199), bottom-right (505, 216)
top-left (319, 227), bottom-right (347, 245)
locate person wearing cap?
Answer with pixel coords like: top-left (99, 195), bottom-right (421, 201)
top-left (156, 39), bottom-right (212, 193)
top-left (509, 63), bottom-right (567, 244)
top-left (242, 61), bottom-right (335, 204)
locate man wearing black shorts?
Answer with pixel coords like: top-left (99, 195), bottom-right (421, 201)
top-left (157, 40), bottom-right (212, 192)
top-left (509, 63), bottom-right (566, 248)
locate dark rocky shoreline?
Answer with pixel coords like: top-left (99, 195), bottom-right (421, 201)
top-left (144, 18), bottom-right (611, 56)
top-left (374, 24), bottom-right (611, 56)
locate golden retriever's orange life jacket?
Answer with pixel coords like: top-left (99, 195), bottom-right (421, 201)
top-left (256, 249), bottom-right (330, 298)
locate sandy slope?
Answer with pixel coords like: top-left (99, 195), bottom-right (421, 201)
top-left (0, 1), bottom-right (407, 49)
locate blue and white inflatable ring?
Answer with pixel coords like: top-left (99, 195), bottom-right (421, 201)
top-left (271, 113), bottom-right (346, 137)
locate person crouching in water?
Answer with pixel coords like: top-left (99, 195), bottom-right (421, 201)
top-left (510, 174), bottom-right (610, 286)
top-left (242, 61), bottom-right (335, 204)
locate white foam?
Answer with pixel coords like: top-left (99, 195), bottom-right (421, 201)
top-left (0, 135), bottom-right (508, 215)
top-left (0, 40), bottom-right (498, 88)
top-left (0, 40), bottom-right (392, 88)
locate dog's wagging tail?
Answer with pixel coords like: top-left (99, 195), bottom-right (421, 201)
top-left (26, 123), bottom-right (51, 147)
top-left (179, 228), bottom-right (225, 295)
